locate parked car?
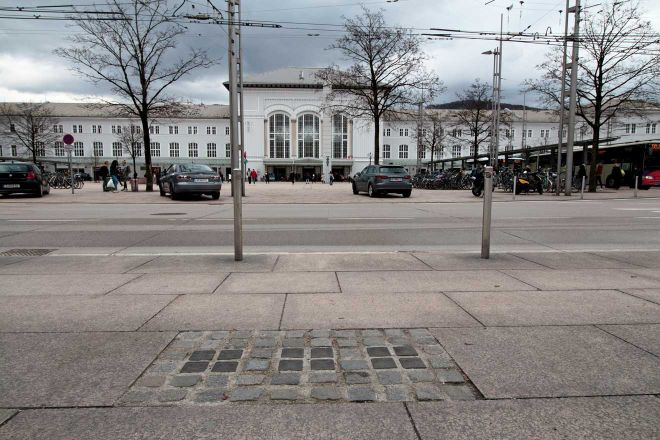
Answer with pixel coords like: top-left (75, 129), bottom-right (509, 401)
top-left (0, 161), bottom-right (50, 197)
top-left (74, 172), bottom-right (92, 181)
top-left (352, 165), bottom-right (412, 197)
top-left (159, 163), bottom-right (222, 200)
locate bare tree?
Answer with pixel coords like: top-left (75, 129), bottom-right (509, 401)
top-left (317, 7), bottom-right (443, 165)
top-left (55, 0), bottom-right (214, 191)
top-left (411, 110), bottom-right (446, 171)
top-left (0, 102), bottom-right (60, 164)
top-left (452, 79), bottom-right (494, 166)
top-left (116, 123), bottom-right (142, 180)
top-left (525, 1), bottom-right (659, 191)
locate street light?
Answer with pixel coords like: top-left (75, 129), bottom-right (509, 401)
top-left (482, 47), bottom-right (502, 167)
top-left (369, 152), bottom-right (372, 165)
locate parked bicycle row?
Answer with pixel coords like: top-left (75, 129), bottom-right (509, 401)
top-left (43, 171), bottom-right (85, 189)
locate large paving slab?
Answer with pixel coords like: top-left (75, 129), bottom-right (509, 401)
top-left (408, 396), bottom-right (660, 440)
top-left (0, 257), bottom-right (27, 267)
top-left (281, 293), bottom-right (481, 329)
top-left (129, 254), bottom-right (277, 273)
top-left (217, 272), bottom-right (340, 294)
top-left (621, 288), bottom-right (660, 305)
top-left (338, 270), bottom-right (535, 293)
top-left (0, 273), bottom-right (140, 296)
top-left (431, 326), bottom-right (660, 398)
top-left (447, 290), bottom-right (660, 326)
top-left (0, 332), bottom-right (175, 407)
top-left (625, 268), bottom-right (660, 282)
top-left (413, 252), bottom-right (545, 270)
top-left (141, 294), bottom-right (285, 330)
top-left (0, 295), bottom-right (177, 331)
top-left (599, 324), bottom-right (660, 356)
top-left (501, 269), bottom-right (660, 290)
top-left (274, 252), bottom-right (429, 272)
top-left (111, 273), bottom-right (228, 295)
top-left (592, 250), bottom-right (660, 268)
top-left (0, 255), bottom-right (153, 274)
top-left (0, 409), bottom-right (17, 426)
top-left (0, 404), bottom-right (418, 440)
top-left (512, 251), bottom-right (641, 269)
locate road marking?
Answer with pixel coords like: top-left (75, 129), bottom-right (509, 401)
top-left (7, 219), bottom-right (79, 222)
top-left (334, 217), bottom-right (416, 220)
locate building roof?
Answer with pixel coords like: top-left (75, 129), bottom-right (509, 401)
top-left (234, 67), bottom-right (324, 89)
top-left (0, 102), bottom-right (230, 119)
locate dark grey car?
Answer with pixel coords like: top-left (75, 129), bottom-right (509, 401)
top-left (0, 161), bottom-right (50, 197)
top-left (159, 164), bottom-right (222, 200)
top-left (352, 165), bottom-right (412, 198)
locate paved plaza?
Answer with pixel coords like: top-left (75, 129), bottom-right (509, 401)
top-left (0, 185), bottom-right (658, 438)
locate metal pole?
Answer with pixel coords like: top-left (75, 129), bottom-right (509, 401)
top-left (634, 174), bottom-right (638, 198)
top-left (580, 175), bottom-right (585, 199)
top-left (416, 101), bottom-right (423, 172)
top-left (489, 52), bottom-right (497, 166)
top-left (555, 0), bottom-right (571, 195)
top-left (481, 165), bottom-right (493, 259)
top-left (564, 0), bottom-right (580, 196)
top-left (238, 0), bottom-right (246, 197)
top-left (512, 172), bottom-right (516, 200)
top-left (494, 14), bottom-right (503, 166)
top-left (228, 0), bottom-right (243, 261)
top-left (69, 151), bottom-right (74, 194)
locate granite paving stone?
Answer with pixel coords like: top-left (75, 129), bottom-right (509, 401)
top-left (282, 338), bottom-right (305, 348)
top-left (393, 346), bottom-right (418, 356)
top-left (0, 409), bottom-right (17, 426)
top-left (285, 330), bottom-right (306, 338)
top-left (340, 360), bottom-right (369, 370)
top-left (377, 371), bottom-right (403, 385)
top-left (400, 358), bottom-right (426, 369)
top-left (0, 404), bottom-right (419, 439)
top-left (310, 338), bottom-right (333, 347)
top-left (345, 372), bottom-right (371, 384)
top-left (112, 273), bottom-right (227, 295)
top-left (193, 390), bottom-right (226, 403)
top-left (278, 360), bottom-right (303, 371)
top-left (386, 385), bottom-right (411, 401)
top-left (432, 326), bottom-right (660, 398)
top-left (512, 251), bottom-right (640, 269)
top-left (363, 337), bottom-right (387, 346)
top-left (158, 389), bottom-right (188, 402)
top-left (337, 338), bottom-right (358, 347)
top-left (428, 356), bottom-right (454, 369)
top-left (218, 272), bottom-right (340, 294)
top-left (189, 351), bottom-right (215, 361)
top-left (170, 375), bottom-right (201, 387)
top-left (245, 359), bottom-right (270, 371)
top-left (254, 338), bottom-right (277, 348)
top-left (211, 362), bottom-right (238, 373)
top-left (367, 347), bottom-right (391, 357)
top-left (281, 348), bottom-right (304, 358)
top-left (204, 376), bottom-right (229, 388)
top-left (250, 349), bottom-right (274, 358)
top-left (269, 389), bottom-right (299, 401)
top-left (0, 274), bottom-right (140, 296)
top-left (128, 254), bottom-right (278, 273)
top-left (407, 370), bottom-right (436, 383)
top-left (334, 330), bottom-right (357, 337)
top-left (0, 332), bottom-right (175, 407)
top-left (310, 359), bottom-right (335, 370)
top-left (122, 390), bottom-right (154, 404)
top-left (415, 384), bottom-right (447, 401)
top-left (235, 375), bottom-right (266, 386)
top-left (270, 373), bottom-right (300, 385)
top-left (180, 362), bottom-right (208, 373)
top-left (501, 269), bottom-right (660, 290)
top-left (413, 252), bottom-right (544, 270)
top-left (310, 329), bottom-right (332, 338)
top-left (230, 387), bottom-right (264, 401)
top-left (598, 324), bottom-right (660, 356)
top-left (339, 348), bottom-right (363, 359)
top-left (409, 397), bottom-right (660, 440)
top-left (136, 376), bottom-right (166, 388)
top-left (310, 387), bottom-right (342, 400)
top-left (308, 372), bottom-right (338, 384)
top-left (620, 288), bottom-right (660, 305)
top-left (443, 385), bottom-right (477, 401)
top-left (347, 386), bottom-right (376, 402)
top-left (436, 370), bottom-right (465, 383)
top-left (311, 347), bottom-right (334, 358)
top-left (371, 358), bottom-right (397, 369)
top-left (275, 253), bottom-right (428, 272)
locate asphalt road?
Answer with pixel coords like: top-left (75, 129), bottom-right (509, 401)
top-left (1, 195), bottom-right (659, 254)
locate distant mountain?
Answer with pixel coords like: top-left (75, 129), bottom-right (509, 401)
top-left (428, 100), bottom-right (542, 111)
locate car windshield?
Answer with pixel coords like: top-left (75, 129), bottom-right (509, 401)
top-left (0, 164), bottom-right (30, 172)
top-left (379, 166), bottom-right (406, 174)
top-left (179, 164), bottom-right (214, 173)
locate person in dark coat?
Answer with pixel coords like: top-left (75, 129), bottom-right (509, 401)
top-left (611, 162), bottom-right (622, 189)
top-left (109, 160), bottom-right (120, 192)
top-left (98, 161), bottom-right (110, 191)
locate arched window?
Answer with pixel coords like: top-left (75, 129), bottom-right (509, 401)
top-left (297, 113), bottom-right (319, 158)
top-left (332, 114), bottom-right (349, 159)
top-left (269, 113), bottom-right (290, 158)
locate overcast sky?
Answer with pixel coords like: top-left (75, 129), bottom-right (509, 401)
top-left (0, 0), bottom-right (658, 106)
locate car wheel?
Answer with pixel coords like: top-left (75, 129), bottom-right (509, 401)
top-left (170, 184), bottom-right (179, 200)
top-left (352, 183), bottom-right (359, 195)
top-left (515, 184), bottom-right (522, 195)
top-left (35, 189), bottom-right (43, 198)
top-left (402, 190), bottom-right (411, 198)
top-left (211, 192), bottom-right (220, 200)
top-left (368, 184), bottom-right (376, 198)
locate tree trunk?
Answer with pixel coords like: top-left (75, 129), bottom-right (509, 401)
top-left (588, 128), bottom-right (600, 192)
top-left (472, 134), bottom-right (478, 167)
top-left (140, 115), bottom-right (153, 192)
top-left (373, 117), bottom-right (380, 165)
top-left (430, 143), bottom-right (435, 171)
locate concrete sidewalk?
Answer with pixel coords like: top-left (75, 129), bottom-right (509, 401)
top-left (0, 250), bottom-right (659, 438)
top-left (1, 181), bottom-right (656, 204)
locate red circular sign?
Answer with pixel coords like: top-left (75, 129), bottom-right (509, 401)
top-left (63, 134), bottom-right (74, 145)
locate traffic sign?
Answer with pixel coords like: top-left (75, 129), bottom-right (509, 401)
top-left (63, 134), bottom-right (74, 145)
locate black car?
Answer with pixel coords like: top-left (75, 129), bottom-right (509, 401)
top-left (0, 161), bottom-right (50, 197)
top-left (352, 165), bottom-right (413, 197)
top-left (159, 163), bottom-right (222, 200)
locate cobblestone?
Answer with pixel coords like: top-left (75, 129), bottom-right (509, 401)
top-left (124, 328), bottom-right (478, 405)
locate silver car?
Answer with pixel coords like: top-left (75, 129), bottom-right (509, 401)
top-left (352, 165), bottom-right (413, 198)
top-left (159, 164), bottom-right (222, 200)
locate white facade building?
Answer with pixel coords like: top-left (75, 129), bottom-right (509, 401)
top-left (1, 67), bottom-right (659, 179)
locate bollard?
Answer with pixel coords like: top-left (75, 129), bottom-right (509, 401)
top-left (580, 176), bottom-right (585, 200)
top-left (634, 175), bottom-right (638, 198)
top-left (481, 166), bottom-right (493, 259)
top-left (512, 174), bottom-right (517, 201)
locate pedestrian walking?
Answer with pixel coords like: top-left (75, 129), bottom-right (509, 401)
top-left (576, 163), bottom-right (587, 186)
top-left (312, 173), bottom-right (316, 183)
top-left (250, 168), bottom-right (257, 184)
top-left (265, 172), bottom-right (270, 184)
top-left (109, 159), bottom-right (120, 193)
top-left (247, 168), bottom-right (252, 185)
top-left (121, 160), bottom-right (131, 191)
top-left (611, 161), bottom-right (623, 189)
top-left (329, 173), bottom-right (334, 186)
top-left (219, 170), bottom-right (224, 183)
top-left (98, 161), bottom-right (110, 191)
top-left (596, 162), bottom-right (604, 189)
top-left (289, 172), bottom-right (295, 185)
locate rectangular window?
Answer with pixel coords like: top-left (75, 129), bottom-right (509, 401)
top-left (511, 128), bottom-right (516, 139)
top-left (149, 125), bottom-right (160, 135)
top-left (150, 142), bottom-right (161, 157)
top-left (73, 141), bottom-right (84, 157)
top-left (188, 126), bottom-right (198, 135)
top-left (523, 129), bottom-right (532, 138)
top-left (398, 144), bottom-right (409, 159)
top-left (419, 148), bottom-right (425, 159)
top-left (93, 142), bottom-right (103, 156)
top-left (132, 143), bottom-right (142, 157)
top-left (225, 143), bottom-right (231, 158)
top-left (207, 143), bottom-right (217, 158)
top-left (505, 129), bottom-right (511, 138)
top-left (422, 128), bottom-right (427, 137)
top-left (72, 125), bottom-right (82, 134)
top-left (653, 123), bottom-right (657, 134)
top-left (624, 124), bottom-right (630, 134)
top-left (384, 128), bottom-right (391, 137)
top-left (11, 145), bottom-right (17, 156)
top-left (383, 144), bottom-right (391, 159)
top-left (404, 128), bottom-right (409, 137)
top-left (54, 142), bottom-right (65, 157)
top-left (646, 123), bottom-right (651, 134)
top-left (206, 126), bottom-right (216, 135)
top-left (452, 145), bottom-right (461, 157)
top-left (225, 126), bottom-right (230, 136)
top-left (130, 125), bottom-right (141, 134)
top-left (92, 125), bottom-right (99, 134)
top-left (111, 125), bottom-right (117, 134)
top-left (631, 123), bottom-right (636, 134)
top-left (169, 142), bottom-right (179, 157)
top-left (189, 142), bottom-right (198, 158)
top-left (169, 126), bottom-right (178, 135)
top-left (53, 124), bottom-right (63, 133)
top-left (35, 142), bottom-right (45, 156)
top-left (112, 142), bottom-right (123, 156)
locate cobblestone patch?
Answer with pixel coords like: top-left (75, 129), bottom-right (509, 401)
top-left (121, 329), bottom-right (480, 405)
